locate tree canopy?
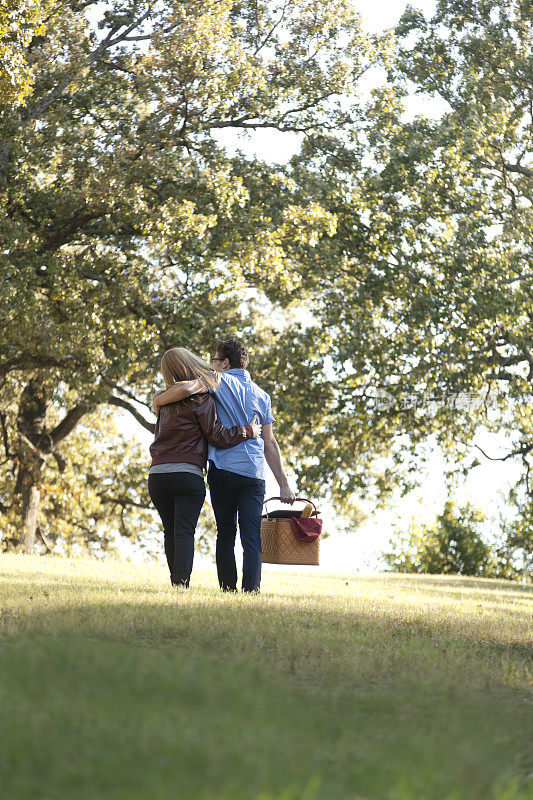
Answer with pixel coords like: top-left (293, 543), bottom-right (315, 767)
top-left (1, 0), bottom-right (531, 574)
top-left (1, 0), bottom-right (383, 551)
top-left (285, 0), bottom-right (532, 573)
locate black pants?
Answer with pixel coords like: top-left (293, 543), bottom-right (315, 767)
top-left (148, 471), bottom-right (206, 587)
top-left (207, 464), bottom-right (266, 593)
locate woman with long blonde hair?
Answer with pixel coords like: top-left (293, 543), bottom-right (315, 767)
top-left (148, 347), bottom-right (260, 589)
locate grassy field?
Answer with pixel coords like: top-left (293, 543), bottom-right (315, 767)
top-left (0, 554), bottom-right (531, 800)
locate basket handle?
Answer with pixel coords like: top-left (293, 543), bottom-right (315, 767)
top-left (263, 496), bottom-right (318, 518)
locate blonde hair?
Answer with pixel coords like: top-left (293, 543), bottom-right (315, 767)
top-left (160, 347), bottom-right (220, 391)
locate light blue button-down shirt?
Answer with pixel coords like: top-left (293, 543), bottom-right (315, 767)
top-left (208, 369), bottom-right (275, 479)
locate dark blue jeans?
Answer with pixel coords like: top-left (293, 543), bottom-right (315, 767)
top-left (207, 464), bottom-right (266, 593)
top-left (148, 471), bottom-right (206, 587)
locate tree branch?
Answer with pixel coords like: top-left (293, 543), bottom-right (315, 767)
top-left (38, 207), bottom-right (110, 253)
top-left (49, 404), bottom-right (93, 449)
top-left (0, 4), bottom-right (156, 181)
top-left (0, 357), bottom-right (23, 379)
top-left (0, 411), bottom-right (12, 458)
top-left (0, 353), bottom-right (90, 379)
top-left (252, 0), bottom-right (291, 57)
top-left (36, 525), bottom-right (53, 553)
top-left (488, 370), bottom-right (521, 382)
top-left (475, 441), bottom-right (533, 462)
top-left (98, 493), bottom-right (151, 510)
top-left (100, 7), bottom-right (155, 49)
top-left (17, 431), bottom-right (49, 460)
top-left (100, 379), bottom-right (152, 411)
top-left (503, 162), bottom-right (533, 179)
top-left (486, 335), bottom-right (533, 381)
top-left (107, 396), bottom-right (155, 433)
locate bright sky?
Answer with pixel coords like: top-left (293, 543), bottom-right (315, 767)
top-left (354, 0), bottom-right (436, 31)
top-left (111, 0), bottom-right (520, 574)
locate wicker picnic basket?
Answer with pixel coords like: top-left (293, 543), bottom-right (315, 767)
top-left (260, 497), bottom-right (322, 565)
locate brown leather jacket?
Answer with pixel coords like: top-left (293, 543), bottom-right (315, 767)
top-left (150, 393), bottom-right (254, 468)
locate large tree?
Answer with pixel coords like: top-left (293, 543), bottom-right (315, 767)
top-left (389, 0), bottom-right (533, 571)
top-left (289, 0), bottom-right (532, 570)
top-left (1, 0), bottom-right (386, 551)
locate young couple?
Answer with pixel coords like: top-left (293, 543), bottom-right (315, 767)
top-left (148, 339), bottom-right (295, 594)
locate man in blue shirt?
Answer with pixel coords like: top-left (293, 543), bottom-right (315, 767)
top-left (153, 339), bottom-right (295, 593)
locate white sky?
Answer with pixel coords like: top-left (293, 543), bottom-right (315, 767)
top-left (109, 0), bottom-right (521, 573)
top-left (354, 0), bottom-right (436, 31)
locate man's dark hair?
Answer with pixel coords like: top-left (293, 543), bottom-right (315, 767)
top-left (216, 339), bottom-right (249, 369)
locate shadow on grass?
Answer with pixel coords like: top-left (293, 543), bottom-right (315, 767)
top-left (1, 569), bottom-right (531, 664)
top-left (2, 564), bottom-right (531, 595)
top-left (1, 587), bottom-right (532, 800)
top-left (355, 572), bottom-right (533, 597)
top-left (1, 592), bottom-right (531, 676)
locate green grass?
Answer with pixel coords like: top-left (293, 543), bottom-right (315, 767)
top-left (0, 555), bottom-right (531, 800)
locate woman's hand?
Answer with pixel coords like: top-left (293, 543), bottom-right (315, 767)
top-left (250, 415), bottom-right (262, 438)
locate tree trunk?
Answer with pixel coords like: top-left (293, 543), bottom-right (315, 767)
top-left (11, 379), bottom-right (91, 553)
top-left (15, 379), bottom-right (49, 554)
top-left (20, 469), bottom-right (42, 553)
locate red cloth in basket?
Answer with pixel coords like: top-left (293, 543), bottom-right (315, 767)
top-left (289, 516), bottom-right (322, 542)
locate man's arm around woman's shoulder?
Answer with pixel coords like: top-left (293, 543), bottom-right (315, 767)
top-left (151, 379), bottom-right (205, 413)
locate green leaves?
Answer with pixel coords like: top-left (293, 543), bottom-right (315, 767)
top-left (2, 0), bottom-right (530, 565)
top-left (0, 0), bottom-right (373, 549)
top-left (0, 0), bottom-right (47, 106)
top-left (382, 500), bottom-right (500, 577)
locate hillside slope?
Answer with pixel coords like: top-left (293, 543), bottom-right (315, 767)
top-left (1, 555), bottom-right (531, 800)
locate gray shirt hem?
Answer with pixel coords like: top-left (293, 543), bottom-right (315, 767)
top-left (148, 462), bottom-right (205, 478)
